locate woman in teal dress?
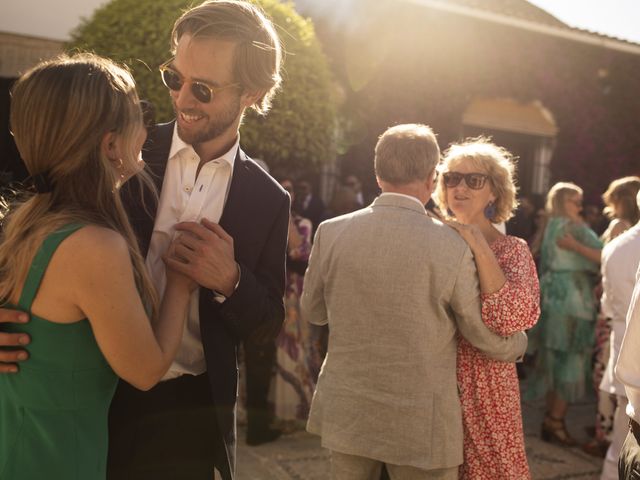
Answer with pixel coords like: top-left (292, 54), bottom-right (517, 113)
top-left (0, 54), bottom-right (195, 479)
top-left (527, 182), bottom-right (603, 446)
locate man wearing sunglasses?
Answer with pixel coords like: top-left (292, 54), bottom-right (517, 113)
top-left (114, 1), bottom-right (287, 479)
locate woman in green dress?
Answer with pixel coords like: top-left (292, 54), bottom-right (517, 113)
top-left (0, 54), bottom-right (195, 479)
top-left (527, 182), bottom-right (603, 446)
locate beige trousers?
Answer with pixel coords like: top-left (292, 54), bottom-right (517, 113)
top-left (601, 395), bottom-right (629, 480)
top-left (330, 450), bottom-right (458, 480)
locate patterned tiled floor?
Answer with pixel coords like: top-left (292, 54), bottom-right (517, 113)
top-left (236, 397), bottom-right (605, 479)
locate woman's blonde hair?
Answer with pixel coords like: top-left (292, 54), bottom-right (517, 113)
top-left (602, 176), bottom-right (640, 224)
top-left (0, 53), bottom-right (158, 315)
top-left (435, 137), bottom-right (518, 223)
top-left (545, 182), bottom-right (583, 217)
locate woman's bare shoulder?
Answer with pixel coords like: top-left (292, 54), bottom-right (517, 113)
top-left (56, 225), bottom-right (130, 271)
top-left (27, 225), bottom-right (133, 321)
top-left (63, 225), bottom-right (128, 251)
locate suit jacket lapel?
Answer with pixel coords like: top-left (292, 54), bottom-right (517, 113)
top-left (219, 148), bottom-right (250, 240)
top-left (145, 127), bottom-right (172, 190)
top-left (126, 122), bottom-right (174, 256)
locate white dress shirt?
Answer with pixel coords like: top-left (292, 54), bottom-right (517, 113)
top-left (614, 225), bottom-right (640, 420)
top-left (145, 125), bottom-right (239, 380)
top-left (601, 224), bottom-right (640, 395)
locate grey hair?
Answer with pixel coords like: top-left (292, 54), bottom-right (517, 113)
top-left (374, 124), bottom-right (440, 185)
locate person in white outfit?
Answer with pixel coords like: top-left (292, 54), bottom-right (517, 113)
top-left (599, 191), bottom-right (640, 479)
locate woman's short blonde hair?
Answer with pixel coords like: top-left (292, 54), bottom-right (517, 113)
top-left (545, 182), bottom-right (583, 217)
top-left (602, 176), bottom-right (640, 224)
top-left (434, 137), bottom-right (518, 223)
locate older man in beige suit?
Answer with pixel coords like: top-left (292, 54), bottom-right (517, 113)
top-left (301, 124), bottom-right (527, 480)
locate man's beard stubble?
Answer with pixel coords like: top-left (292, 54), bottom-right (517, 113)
top-left (174, 93), bottom-right (242, 148)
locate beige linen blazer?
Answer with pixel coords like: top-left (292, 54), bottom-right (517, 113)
top-left (301, 193), bottom-right (527, 471)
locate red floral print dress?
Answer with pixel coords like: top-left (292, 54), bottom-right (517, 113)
top-left (457, 235), bottom-right (540, 480)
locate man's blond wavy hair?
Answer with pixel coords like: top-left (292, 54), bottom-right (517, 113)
top-left (171, 0), bottom-right (283, 115)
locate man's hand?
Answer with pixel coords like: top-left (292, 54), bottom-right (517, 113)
top-left (166, 219), bottom-right (240, 298)
top-left (0, 308), bottom-right (30, 373)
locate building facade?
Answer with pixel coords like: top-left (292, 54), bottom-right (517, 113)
top-left (300, 0), bottom-right (640, 204)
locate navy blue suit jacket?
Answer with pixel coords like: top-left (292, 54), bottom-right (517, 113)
top-left (112, 122), bottom-right (288, 477)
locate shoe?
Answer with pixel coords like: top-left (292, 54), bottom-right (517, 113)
top-left (541, 414), bottom-right (577, 447)
top-left (246, 427), bottom-right (282, 446)
top-left (582, 439), bottom-right (609, 458)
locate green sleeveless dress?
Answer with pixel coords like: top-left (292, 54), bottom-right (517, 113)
top-left (0, 225), bottom-right (118, 480)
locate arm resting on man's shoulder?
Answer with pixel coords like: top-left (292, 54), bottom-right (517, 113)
top-left (451, 247), bottom-right (528, 362)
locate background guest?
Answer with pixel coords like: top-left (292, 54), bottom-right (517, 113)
top-left (583, 204), bottom-right (608, 237)
top-left (526, 182), bottom-right (602, 446)
top-left (274, 177), bottom-right (317, 431)
top-left (597, 190), bottom-right (640, 479)
top-left (342, 173), bottom-right (365, 208)
top-left (584, 175), bottom-right (640, 457)
top-left (326, 184), bottom-right (361, 218)
top-left (295, 177), bottom-right (325, 234)
top-left (529, 207), bottom-right (548, 268)
top-left (600, 176), bottom-right (640, 244)
top-left (506, 194), bottom-right (537, 242)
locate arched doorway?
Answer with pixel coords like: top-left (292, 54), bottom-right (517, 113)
top-left (461, 97), bottom-right (557, 199)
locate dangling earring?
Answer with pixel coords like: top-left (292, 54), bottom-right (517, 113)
top-left (447, 208), bottom-right (455, 218)
top-left (114, 158), bottom-right (126, 187)
top-left (484, 201), bottom-right (496, 220)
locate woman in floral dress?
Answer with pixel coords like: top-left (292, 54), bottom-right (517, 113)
top-left (435, 138), bottom-right (540, 479)
top-left (273, 178), bottom-right (316, 430)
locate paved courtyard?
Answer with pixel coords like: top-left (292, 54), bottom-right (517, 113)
top-left (236, 396), bottom-right (606, 479)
